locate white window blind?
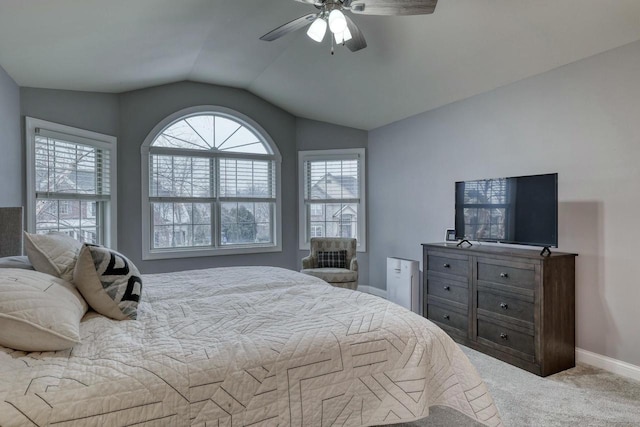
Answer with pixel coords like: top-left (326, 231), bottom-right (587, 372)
top-left (219, 158), bottom-right (276, 199)
top-left (150, 155), bottom-right (213, 199)
top-left (26, 119), bottom-right (117, 247)
top-left (35, 129), bottom-right (111, 200)
top-left (304, 157), bottom-right (360, 202)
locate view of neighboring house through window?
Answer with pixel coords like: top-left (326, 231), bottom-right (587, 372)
top-left (299, 148), bottom-right (366, 251)
top-left (26, 118), bottom-right (117, 247)
top-left (141, 108), bottom-right (282, 259)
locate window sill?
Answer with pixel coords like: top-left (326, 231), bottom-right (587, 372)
top-left (142, 244), bottom-right (282, 260)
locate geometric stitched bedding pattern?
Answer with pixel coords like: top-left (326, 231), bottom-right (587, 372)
top-left (0, 266), bottom-right (502, 426)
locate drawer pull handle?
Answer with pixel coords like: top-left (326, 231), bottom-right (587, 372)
top-left (443, 286), bottom-right (451, 291)
top-left (500, 333), bottom-right (509, 340)
top-left (443, 263), bottom-right (451, 268)
top-left (443, 314), bottom-right (450, 320)
top-left (500, 272), bottom-right (509, 278)
top-left (500, 302), bottom-right (508, 310)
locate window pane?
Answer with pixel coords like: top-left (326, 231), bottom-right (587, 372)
top-left (154, 117), bottom-right (212, 150)
top-left (306, 203), bottom-right (357, 239)
top-left (152, 202), bottom-right (213, 249)
top-left (150, 115), bottom-right (270, 154)
top-left (154, 203), bottom-right (174, 226)
top-left (35, 199), bottom-right (100, 244)
top-left (193, 225), bottom-right (212, 246)
top-left (215, 117), bottom-right (241, 149)
top-left (220, 202), bottom-right (273, 245)
top-left (154, 225), bottom-right (173, 249)
top-left (218, 126), bottom-right (266, 154)
top-left (150, 155), bottom-right (212, 198)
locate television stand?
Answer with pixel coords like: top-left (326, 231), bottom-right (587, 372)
top-left (456, 239), bottom-right (473, 248)
top-left (422, 243), bottom-right (577, 376)
top-left (540, 246), bottom-right (552, 257)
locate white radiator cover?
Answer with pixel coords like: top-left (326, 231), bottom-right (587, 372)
top-left (386, 257), bottom-right (420, 314)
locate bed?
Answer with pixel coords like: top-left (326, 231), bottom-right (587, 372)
top-left (0, 264), bottom-right (501, 426)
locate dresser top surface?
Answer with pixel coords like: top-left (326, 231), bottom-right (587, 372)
top-left (422, 242), bottom-right (578, 259)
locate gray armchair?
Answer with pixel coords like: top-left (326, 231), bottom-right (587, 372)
top-left (301, 237), bottom-right (358, 290)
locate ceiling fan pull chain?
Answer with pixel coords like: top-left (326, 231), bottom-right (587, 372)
top-left (331, 34), bottom-right (335, 55)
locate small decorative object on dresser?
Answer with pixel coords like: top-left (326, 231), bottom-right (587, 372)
top-left (445, 228), bottom-right (457, 242)
top-left (422, 242), bottom-right (577, 376)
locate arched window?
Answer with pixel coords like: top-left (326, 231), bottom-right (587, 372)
top-left (141, 106), bottom-right (281, 260)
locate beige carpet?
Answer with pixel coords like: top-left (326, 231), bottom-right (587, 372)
top-left (391, 345), bottom-right (640, 426)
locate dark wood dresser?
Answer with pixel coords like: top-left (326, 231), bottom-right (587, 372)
top-left (422, 243), bottom-right (577, 376)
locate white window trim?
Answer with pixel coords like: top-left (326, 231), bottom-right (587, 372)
top-left (140, 105), bottom-right (282, 260)
top-left (25, 117), bottom-right (118, 248)
top-left (298, 148), bottom-right (366, 252)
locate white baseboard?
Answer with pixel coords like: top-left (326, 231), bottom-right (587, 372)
top-left (576, 348), bottom-right (640, 382)
top-left (358, 285), bottom-right (387, 299)
top-left (351, 291), bottom-right (640, 382)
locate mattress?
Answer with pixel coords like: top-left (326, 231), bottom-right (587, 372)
top-left (0, 266), bottom-right (502, 426)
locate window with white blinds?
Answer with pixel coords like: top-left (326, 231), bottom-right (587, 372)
top-left (26, 118), bottom-right (117, 247)
top-left (141, 108), bottom-right (282, 259)
top-left (298, 149), bottom-right (366, 251)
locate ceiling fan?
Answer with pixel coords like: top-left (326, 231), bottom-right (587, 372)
top-left (260, 0), bottom-right (438, 54)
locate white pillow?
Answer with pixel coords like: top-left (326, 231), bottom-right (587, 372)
top-left (24, 232), bottom-right (82, 282)
top-left (0, 269), bottom-right (88, 352)
top-left (0, 256), bottom-right (34, 270)
top-left (74, 245), bottom-right (142, 320)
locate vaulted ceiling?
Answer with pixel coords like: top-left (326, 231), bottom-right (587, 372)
top-left (1, 0), bottom-right (640, 130)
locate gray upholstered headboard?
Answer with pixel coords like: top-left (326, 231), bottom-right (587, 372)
top-left (0, 207), bottom-right (24, 257)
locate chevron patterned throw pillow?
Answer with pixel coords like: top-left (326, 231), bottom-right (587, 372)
top-left (74, 244), bottom-right (142, 320)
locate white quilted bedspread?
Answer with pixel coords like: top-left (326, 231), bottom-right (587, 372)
top-left (0, 267), bottom-right (502, 426)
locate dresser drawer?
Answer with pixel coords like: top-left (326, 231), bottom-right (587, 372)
top-left (427, 276), bottom-right (468, 306)
top-left (428, 254), bottom-right (468, 277)
top-left (478, 319), bottom-right (534, 356)
top-left (478, 290), bottom-right (534, 324)
top-left (477, 262), bottom-right (535, 289)
top-left (427, 304), bottom-right (467, 334)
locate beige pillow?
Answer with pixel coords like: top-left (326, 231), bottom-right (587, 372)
top-left (24, 232), bottom-right (82, 282)
top-left (0, 269), bottom-right (88, 352)
top-left (74, 245), bottom-right (142, 320)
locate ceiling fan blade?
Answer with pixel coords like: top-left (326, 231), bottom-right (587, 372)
top-left (344, 16), bottom-right (367, 52)
top-left (260, 13), bottom-right (317, 41)
top-left (349, 0), bottom-right (437, 16)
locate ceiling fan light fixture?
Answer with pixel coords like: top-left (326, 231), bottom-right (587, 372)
top-left (335, 26), bottom-right (353, 44)
top-left (328, 9), bottom-right (347, 34)
top-left (306, 17), bottom-right (327, 42)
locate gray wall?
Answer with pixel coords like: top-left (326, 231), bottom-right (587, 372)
top-left (0, 65), bottom-right (21, 207)
top-left (16, 85), bottom-right (366, 276)
top-left (119, 82), bottom-right (298, 273)
top-left (368, 40), bottom-right (640, 366)
top-left (296, 118), bottom-right (369, 285)
top-left (20, 88), bottom-right (120, 136)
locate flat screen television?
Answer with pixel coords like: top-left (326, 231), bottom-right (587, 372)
top-left (455, 173), bottom-right (558, 248)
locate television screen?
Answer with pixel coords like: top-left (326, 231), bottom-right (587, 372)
top-left (455, 173), bottom-right (558, 247)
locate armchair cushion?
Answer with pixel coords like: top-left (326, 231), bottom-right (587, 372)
top-left (300, 268), bottom-right (357, 284)
top-left (317, 250), bottom-right (347, 269)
